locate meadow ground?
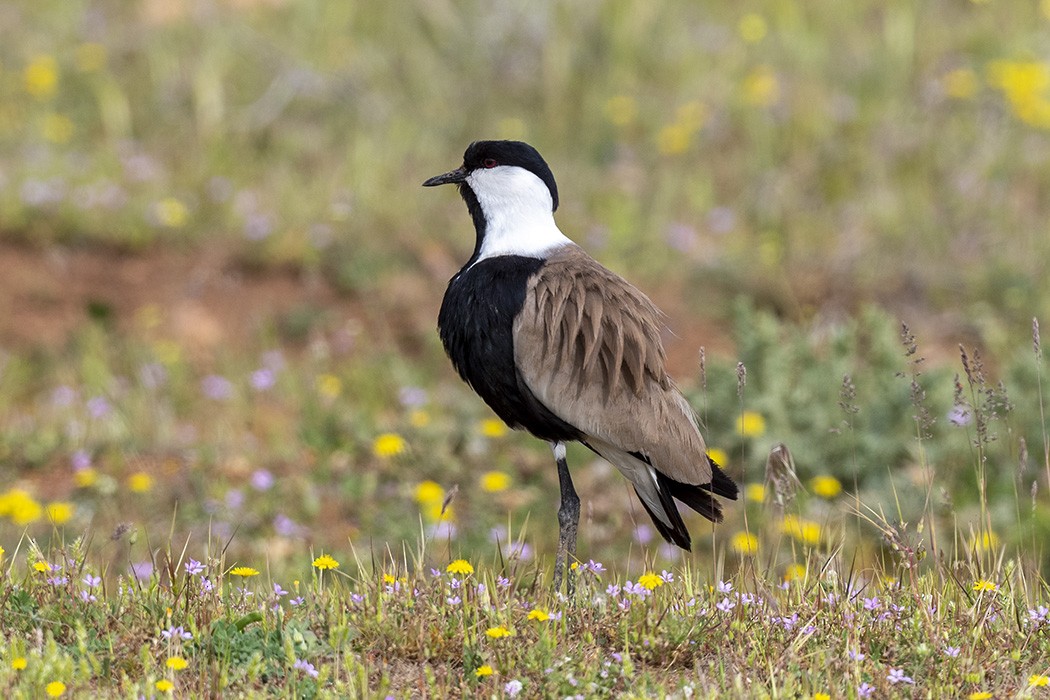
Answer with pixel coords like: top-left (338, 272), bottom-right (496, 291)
top-left (3, 0), bottom-right (1050, 697)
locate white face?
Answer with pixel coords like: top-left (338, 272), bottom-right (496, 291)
top-left (466, 165), bottom-right (572, 263)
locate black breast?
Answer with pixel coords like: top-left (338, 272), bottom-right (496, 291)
top-left (438, 255), bottom-right (581, 443)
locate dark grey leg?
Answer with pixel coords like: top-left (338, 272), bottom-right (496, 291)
top-left (551, 441), bottom-right (579, 595)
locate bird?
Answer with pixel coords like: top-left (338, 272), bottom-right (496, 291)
top-left (423, 140), bottom-right (738, 588)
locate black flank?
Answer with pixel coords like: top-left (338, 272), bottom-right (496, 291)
top-left (438, 255), bottom-right (581, 443)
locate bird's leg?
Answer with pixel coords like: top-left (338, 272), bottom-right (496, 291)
top-left (551, 441), bottom-right (580, 595)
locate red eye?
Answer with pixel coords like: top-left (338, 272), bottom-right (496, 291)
top-left (482, 158), bottom-right (498, 168)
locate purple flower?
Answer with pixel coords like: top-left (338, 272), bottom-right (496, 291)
top-left (848, 650), bottom-right (865, 661)
top-left (250, 469), bottom-right (275, 491)
top-left (716, 597), bottom-right (736, 613)
top-left (504, 680), bottom-right (523, 696)
top-left (201, 375), bottom-right (233, 401)
top-left (225, 489), bottom-right (244, 510)
top-left (948, 405), bottom-right (972, 426)
top-left (161, 625), bottom-right (193, 641)
top-left (131, 561), bottom-right (153, 580)
top-left (244, 213), bottom-right (274, 241)
top-left (273, 514), bottom-right (304, 537)
top-left (717, 580), bottom-right (733, 594)
top-left (1029, 605), bottom-right (1049, 626)
top-left (80, 590), bottom-right (97, 603)
top-left (273, 582), bottom-right (288, 597)
top-left (586, 560), bottom-right (606, 574)
top-left (289, 596), bottom-right (304, 606)
top-left (398, 386), bottom-right (428, 408)
top-left (449, 577), bottom-right (461, 590)
top-left (862, 597), bottom-right (880, 611)
top-left (857, 682), bottom-right (874, 698)
top-left (446, 595), bottom-right (461, 606)
top-left (606, 584), bottom-right (621, 597)
top-left (943, 645), bottom-right (960, 658)
top-left (87, 396), bottom-right (111, 418)
top-left (71, 450), bottom-right (92, 471)
top-left (250, 368), bottom-right (276, 391)
top-left (497, 576), bottom-right (511, 588)
top-left (633, 524), bottom-right (653, 545)
top-left (200, 578), bottom-right (214, 593)
top-left (659, 570), bottom-right (674, 583)
top-left (52, 385), bottom-right (77, 407)
top-left (887, 668), bottom-right (914, 684)
top-left (82, 574), bottom-right (101, 588)
top-left (185, 559), bottom-right (205, 576)
top-left (293, 658), bottom-right (319, 679)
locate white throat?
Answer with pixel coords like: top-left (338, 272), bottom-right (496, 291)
top-left (466, 165), bottom-right (572, 262)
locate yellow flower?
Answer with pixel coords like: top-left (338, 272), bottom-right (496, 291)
top-left (475, 665), bottom-right (493, 678)
top-left (166, 656), bottom-right (188, 670)
top-left (154, 198), bottom-right (188, 228)
top-left (972, 580), bottom-right (998, 593)
top-left (744, 483), bottom-right (766, 503)
top-left (316, 373), bottom-right (342, 399)
top-left (45, 681), bottom-right (66, 697)
top-left (1030, 675), bottom-right (1050, 687)
top-left (968, 692), bottom-right (993, 700)
top-left (656, 123), bottom-right (693, 156)
top-left (25, 55), bottom-right (59, 99)
top-left (0, 546), bottom-right (4, 559)
top-left (382, 573), bottom-right (407, 585)
top-left (944, 68), bottom-right (979, 99)
top-left (154, 340), bottom-right (182, 366)
top-left (0, 489), bottom-right (43, 525)
top-left (485, 625), bottom-right (512, 639)
top-left (424, 501), bottom-right (454, 523)
top-left (782, 515), bottom-right (822, 545)
top-left (446, 559), bottom-right (474, 576)
top-left (730, 531), bottom-right (759, 556)
top-left (811, 694), bottom-right (830, 700)
top-left (128, 472), bottom-right (153, 493)
top-left (742, 66), bottom-right (780, 107)
top-left (74, 468), bottom-right (98, 488)
top-left (970, 531), bottom-right (1000, 552)
top-left (735, 411), bottom-right (766, 437)
top-left (372, 433), bottom-right (407, 458)
top-left (312, 554), bottom-right (339, 571)
top-left (784, 563), bottom-right (807, 582)
top-left (637, 573), bottom-right (664, 590)
top-left (75, 43), bottom-right (107, 72)
top-left (738, 13), bottom-right (768, 44)
top-left (986, 60), bottom-right (1050, 129)
top-left (527, 608), bottom-right (550, 622)
top-left (41, 114), bottom-right (74, 144)
top-left (415, 480), bottom-right (443, 504)
top-left (809, 475), bottom-right (842, 499)
top-left (605, 95), bottom-right (638, 127)
top-left (480, 471), bottom-right (511, 493)
top-left (707, 448), bottom-right (728, 468)
top-left (155, 679), bottom-right (174, 692)
top-left (11, 657), bottom-right (26, 670)
top-left (46, 501), bottom-right (74, 525)
top-left (230, 566), bottom-right (259, 577)
top-left (408, 409), bottom-right (431, 427)
top-left (33, 561), bottom-right (53, 573)
top-left (478, 418), bottom-right (507, 438)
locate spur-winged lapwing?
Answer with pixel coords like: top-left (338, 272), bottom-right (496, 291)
top-left (424, 140), bottom-right (738, 587)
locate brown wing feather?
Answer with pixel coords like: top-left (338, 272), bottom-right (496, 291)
top-left (514, 245), bottom-right (713, 486)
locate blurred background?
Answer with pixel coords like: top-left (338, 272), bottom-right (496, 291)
top-left (2, 0), bottom-right (1050, 578)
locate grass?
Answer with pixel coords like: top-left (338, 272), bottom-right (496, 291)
top-left (4, 0), bottom-right (1050, 696)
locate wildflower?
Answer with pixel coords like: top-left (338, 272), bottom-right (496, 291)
top-left (717, 580), bottom-right (733, 594)
top-left (201, 375), bottom-right (233, 400)
top-left (372, 433), bottom-right (407, 458)
top-left (948, 406), bottom-right (972, 426)
top-left (316, 374), bottom-right (342, 399)
top-left (1029, 605), bottom-right (1049, 625)
top-left (742, 67), bottom-right (779, 107)
top-left (968, 692), bottom-right (993, 700)
top-left (294, 659), bottom-right (319, 678)
top-left (848, 650), bottom-right (865, 661)
top-left (706, 449), bottom-right (729, 469)
top-left (45, 681), bottom-right (66, 697)
top-left (475, 665), bottom-right (494, 678)
top-left (716, 597), bottom-right (736, 613)
top-left (446, 559), bottom-right (474, 576)
top-left (230, 566), bottom-right (260, 577)
top-left (250, 469), bottom-right (274, 491)
top-left (660, 570), bottom-right (674, 583)
top-left (74, 468), bottom-right (98, 488)
top-left (604, 95), bottom-right (637, 127)
top-left (637, 572), bottom-right (665, 590)
top-left (166, 657), bottom-right (188, 670)
top-left (811, 694), bottom-right (830, 700)
top-left (415, 480), bottom-right (443, 504)
top-left (485, 625), bottom-right (512, 639)
top-left (25, 55), bottom-right (59, 98)
top-left (1030, 675), bottom-right (1050, 687)
top-left (478, 418), bottom-right (507, 438)
top-left (250, 368), bottom-right (276, 391)
top-left (783, 563), bottom-right (807, 582)
top-left (33, 561), bottom-right (53, 573)
top-left (738, 13), bottom-right (767, 43)
top-left (735, 411), bottom-right (766, 437)
top-left (0, 489), bottom-right (43, 525)
top-left (744, 483), bottom-right (765, 502)
top-left (480, 470), bottom-right (511, 493)
top-left (161, 626), bottom-right (192, 641)
top-left (972, 580), bottom-right (998, 593)
top-left (782, 515), bottom-right (822, 545)
top-left (657, 123), bottom-right (693, 156)
top-left (730, 531), bottom-right (759, 556)
top-left (83, 574), bottom-right (101, 588)
top-left (527, 609), bottom-right (550, 622)
top-left (809, 475), bottom-right (842, 499)
top-left (447, 595), bottom-right (461, 605)
top-left (12, 657), bottom-right (27, 670)
top-left (505, 679), bottom-right (524, 696)
top-left (863, 596), bottom-right (880, 611)
top-left (154, 198), bottom-right (188, 228)
top-left (408, 408), bottom-right (430, 427)
top-left (944, 645), bottom-right (961, 658)
top-left (46, 501), bottom-right (74, 525)
top-left (887, 668), bottom-right (914, 684)
top-left (155, 679), bottom-right (174, 692)
top-left (857, 683), bottom-right (874, 698)
top-left (312, 554), bottom-right (340, 571)
top-left (127, 472), bottom-right (154, 493)
top-left (184, 559), bottom-right (205, 576)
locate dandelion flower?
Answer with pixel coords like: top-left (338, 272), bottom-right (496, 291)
top-left (46, 501), bottom-right (75, 525)
top-left (637, 572), bottom-right (664, 590)
top-left (316, 374), bottom-right (342, 399)
top-left (478, 418), bottom-right (507, 438)
top-left (480, 471), bottom-right (511, 493)
top-left (446, 559), bottom-right (474, 576)
top-left (154, 198), bottom-right (188, 228)
top-left (1029, 674), bottom-right (1050, 687)
top-left (408, 409), bottom-right (431, 427)
top-left (11, 657), bottom-right (26, 670)
top-left (730, 531), bottom-right (759, 556)
top-left (656, 123), bottom-right (692, 156)
top-left (809, 475), bottom-right (842, 499)
top-left (415, 480), bottom-right (443, 504)
top-left (743, 483), bottom-right (765, 503)
top-left (485, 625), bottom-right (512, 639)
top-left (968, 692), bottom-right (993, 700)
top-left (735, 411), bottom-right (766, 437)
top-left (527, 609), bottom-right (550, 622)
top-left (972, 580), bottom-right (998, 593)
top-left (742, 67), bottom-right (780, 107)
top-left (313, 554), bottom-right (340, 571)
top-left (24, 55), bottom-right (59, 99)
top-left (127, 472), bottom-right (154, 493)
top-left (811, 694), bottom-right (830, 700)
top-left (74, 468), bottom-right (98, 488)
top-left (782, 515), bottom-right (822, 545)
top-left (707, 448), bottom-right (728, 468)
top-left (475, 665), bottom-right (494, 678)
top-left (784, 563), bottom-right (807, 582)
top-left (166, 656), bottom-right (188, 670)
top-left (230, 566), bottom-right (260, 577)
top-left (45, 681), bottom-right (66, 697)
top-left (155, 679), bottom-right (174, 692)
top-left (372, 433), bottom-right (407, 458)
top-left (738, 13), bottom-right (767, 43)
top-left (33, 561), bottom-right (53, 573)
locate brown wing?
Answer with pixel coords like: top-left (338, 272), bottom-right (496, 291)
top-left (513, 245), bottom-right (713, 486)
